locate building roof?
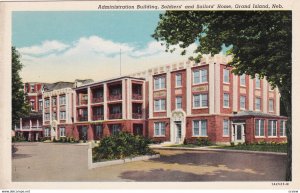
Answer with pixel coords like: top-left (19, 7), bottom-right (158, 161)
top-left (21, 111), bottom-right (43, 119)
top-left (232, 111), bottom-right (286, 119)
top-left (43, 81), bottom-right (75, 91)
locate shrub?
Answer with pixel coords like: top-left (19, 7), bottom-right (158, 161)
top-left (195, 138), bottom-right (212, 146)
top-left (93, 132), bottom-right (156, 162)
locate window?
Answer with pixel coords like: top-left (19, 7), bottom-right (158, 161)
top-left (255, 75), bottom-right (261, 89)
top-left (111, 105), bottom-right (121, 114)
top-left (193, 120), bottom-right (207, 137)
top-left (280, 120), bottom-right (286, 137)
top-left (175, 74), bottom-right (182, 87)
top-left (59, 127), bottom-right (66, 137)
top-left (255, 98), bottom-right (261, 110)
top-left (44, 113), bottom-right (50, 120)
top-left (60, 95), bottom-right (66, 105)
top-left (193, 94), bottom-right (208, 108)
top-left (154, 122), bottom-right (166, 136)
top-left (154, 76), bottom-right (166, 90)
top-left (44, 128), bottom-right (50, 137)
top-left (223, 120), bottom-right (230, 136)
top-left (176, 96), bottom-right (182, 109)
top-left (154, 99), bottom-right (166, 111)
top-left (52, 112), bottom-right (57, 120)
top-left (269, 99), bottom-right (274, 112)
top-left (39, 100), bottom-right (43, 111)
top-left (223, 69), bottom-right (230, 83)
top-left (223, 93), bottom-right (230, 108)
top-left (45, 99), bottom-right (50, 108)
top-left (193, 69), bottom-right (207, 84)
top-left (30, 101), bottom-right (35, 111)
top-left (52, 97), bottom-right (57, 106)
top-left (240, 96), bottom-right (246, 110)
top-left (95, 125), bottom-right (102, 137)
top-left (60, 111), bottom-right (66, 120)
top-left (268, 120), bottom-right (277, 137)
top-left (112, 124), bottom-right (121, 135)
top-left (240, 74), bottom-right (246, 86)
top-left (30, 84), bottom-right (35, 92)
top-left (255, 119), bottom-right (265, 137)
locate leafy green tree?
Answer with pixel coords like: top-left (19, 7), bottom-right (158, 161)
top-left (12, 47), bottom-right (29, 129)
top-left (153, 11), bottom-right (292, 180)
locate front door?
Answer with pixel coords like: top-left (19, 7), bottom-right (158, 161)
top-left (233, 124), bottom-right (245, 144)
top-left (175, 121), bottom-right (182, 144)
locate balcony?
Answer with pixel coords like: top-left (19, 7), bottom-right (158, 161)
top-left (132, 113), bottom-right (143, 119)
top-left (108, 94), bottom-right (122, 101)
top-left (92, 97), bottom-right (104, 103)
top-left (109, 113), bottom-right (122, 119)
top-left (31, 125), bottom-right (43, 130)
top-left (78, 116), bottom-right (88, 122)
top-left (93, 115), bottom-right (104, 121)
top-left (132, 93), bottom-right (143, 100)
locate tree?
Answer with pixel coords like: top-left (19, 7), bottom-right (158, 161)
top-left (153, 11), bottom-right (292, 180)
top-left (12, 47), bottom-right (29, 129)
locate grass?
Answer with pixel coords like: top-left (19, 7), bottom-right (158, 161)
top-left (213, 143), bottom-right (287, 153)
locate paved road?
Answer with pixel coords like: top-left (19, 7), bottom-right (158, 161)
top-left (12, 142), bottom-right (287, 181)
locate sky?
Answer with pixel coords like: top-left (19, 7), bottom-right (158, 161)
top-left (12, 11), bottom-right (198, 83)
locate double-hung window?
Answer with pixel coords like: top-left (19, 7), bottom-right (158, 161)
top-left (193, 94), bottom-right (208, 108)
top-left (223, 120), bottom-right (229, 136)
top-left (269, 99), bottom-right (274, 112)
top-left (193, 120), bottom-right (207, 137)
top-left (60, 111), bottom-right (66, 120)
top-left (60, 95), bottom-right (66, 105)
top-left (193, 69), bottom-right (207, 84)
top-left (59, 127), bottom-right (66, 137)
top-left (255, 75), bottom-right (261, 89)
top-left (175, 74), bottom-right (182, 87)
top-left (154, 76), bottom-right (166, 90)
top-left (255, 119), bottom-right (265, 137)
top-left (175, 96), bottom-right (182, 109)
top-left (268, 120), bottom-right (277, 137)
top-left (223, 93), bottom-right (230, 108)
top-left (240, 74), bottom-right (246, 86)
top-left (154, 99), bottom-right (166, 111)
top-left (280, 120), bottom-right (286, 137)
top-left (255, 98), bottom-right (261, 110)
top-left (223, 69), bottom-right (230, 83)
top-left (154, 122), bottom-right (166, 136)
top-left (240, 96), bottom-right (246, 110)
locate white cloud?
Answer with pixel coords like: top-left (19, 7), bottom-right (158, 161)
top-left (18, 36), bottom-right (199, 83)
top-left (18, 40), bottom-right (69, 56)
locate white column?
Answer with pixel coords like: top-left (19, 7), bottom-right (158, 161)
top-left (166, 71), bottom-right (171, 117)
top-left (103, 83), bottom-right (108, 120)
top-left (249, 78), bottom-right (254, 111)
top-left (214, 63), bottom-right (221, 114)
top-left (30, 120), bottom-right (32, 130)
top-left (20, 118), bottom-right (22, 130)
top-left (186, 64), bottom-right (192, 116)
top-left (42, 95), bottom-right (45, 125)
top-left (36, 119), bottom-right (39, 128)
top-left (142, 82), bottom-right (146, 119)
top-left (127, 80), bottom-right (131, 119)
top-left (263, 78), bottom-right (268, 113)
top-left (148, 75), bottom-right (153, 118)
top-left (87, 87), bottom-right (91, 121)
top-left (232, 75), bottom-right (238, 112)
top-left (276, 88), bottom-right (280, 116)
top-left (209, 62), bottom-right (215, 114)
top-left (73, 91), bottom-right (77, 122)
top-left (122, 79), bottom-right (126, 119)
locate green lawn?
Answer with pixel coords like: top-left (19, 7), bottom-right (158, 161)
top-left (213, 143), bottom-right (287, 153)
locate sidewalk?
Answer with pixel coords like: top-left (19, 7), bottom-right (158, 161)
top-left (150, 144), bottom-right (287, 155)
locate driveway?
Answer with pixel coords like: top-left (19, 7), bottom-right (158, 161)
top-left (12, 142), bottom-right (287, 181)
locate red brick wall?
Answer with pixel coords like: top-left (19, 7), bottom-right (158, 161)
top-left (220, 64), bottom-right (233, 114)
top-left (237, 75), bottom-right (250, 111)
top-left (171, 69), bottom-right (187, 112)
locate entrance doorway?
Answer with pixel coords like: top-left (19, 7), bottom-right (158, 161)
top-left (79, 126), bottom-right (88, 140)
top-left (232, 123), bottom-right (245, 144)
top-left (175, 121), bottom-right (182, 144)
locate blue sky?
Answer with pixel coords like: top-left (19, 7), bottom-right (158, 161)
top-left (13, 11), bottom-right (198, 82)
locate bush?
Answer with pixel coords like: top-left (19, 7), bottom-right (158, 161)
top-left (92, 132), bottom-right (156, 162)
top-left (230, 142), bottom-right (235, 147)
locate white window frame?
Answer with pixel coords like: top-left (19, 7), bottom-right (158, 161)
top-left (280, 120), bottom-right (286, 137)
top-left (60, 111), bottom-right (66, 120)
top-left (193, 93), bottom-right (208, 108)
top-left (240, 74), bottom-right (246, 86)
top-left (175, 96), bottom-right (182, 109)
top-left (255, 75), bottom-right (261, 89)
top-left (223, 69), bottom-right (230, 83)
top-left (175, 73), bottom-right (182, 87)
top-left (255, 97), bottom-right (261, 111)
top-left (192, 120), bottom-right (207, 137)
top-left (240, 96), bottom-right (246, 110)
top-left (269, 99), bottom-right (274, 112)
top-left (59, 127), bottom-right (66, 137)
top-left (223, 93), bottom-right (230, 108)
top-left (193, 69), bottom-right (208, 85)
top-left (223, 119), bottom-right (230, 137)
top-left (268, 120), bottom-right (277, 137)
top-left (39, 99), bottom-right (43, 111)
top-left (45, 99), bottom-right (50, 108)
top-left (154, 99), bottom-right (166, 112)
top-left (60, 95), bottom-right (66, 105)
top-left (154, 122), bottom-right (166, 137)
top-left (154, 76), bottom-right (166, 90)
top-left (44, 113), bottom-right (50, 121)
top-left (44, 128), bottom-right (50, 137)
top-left (255, 119), bottom-right (265, 137)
